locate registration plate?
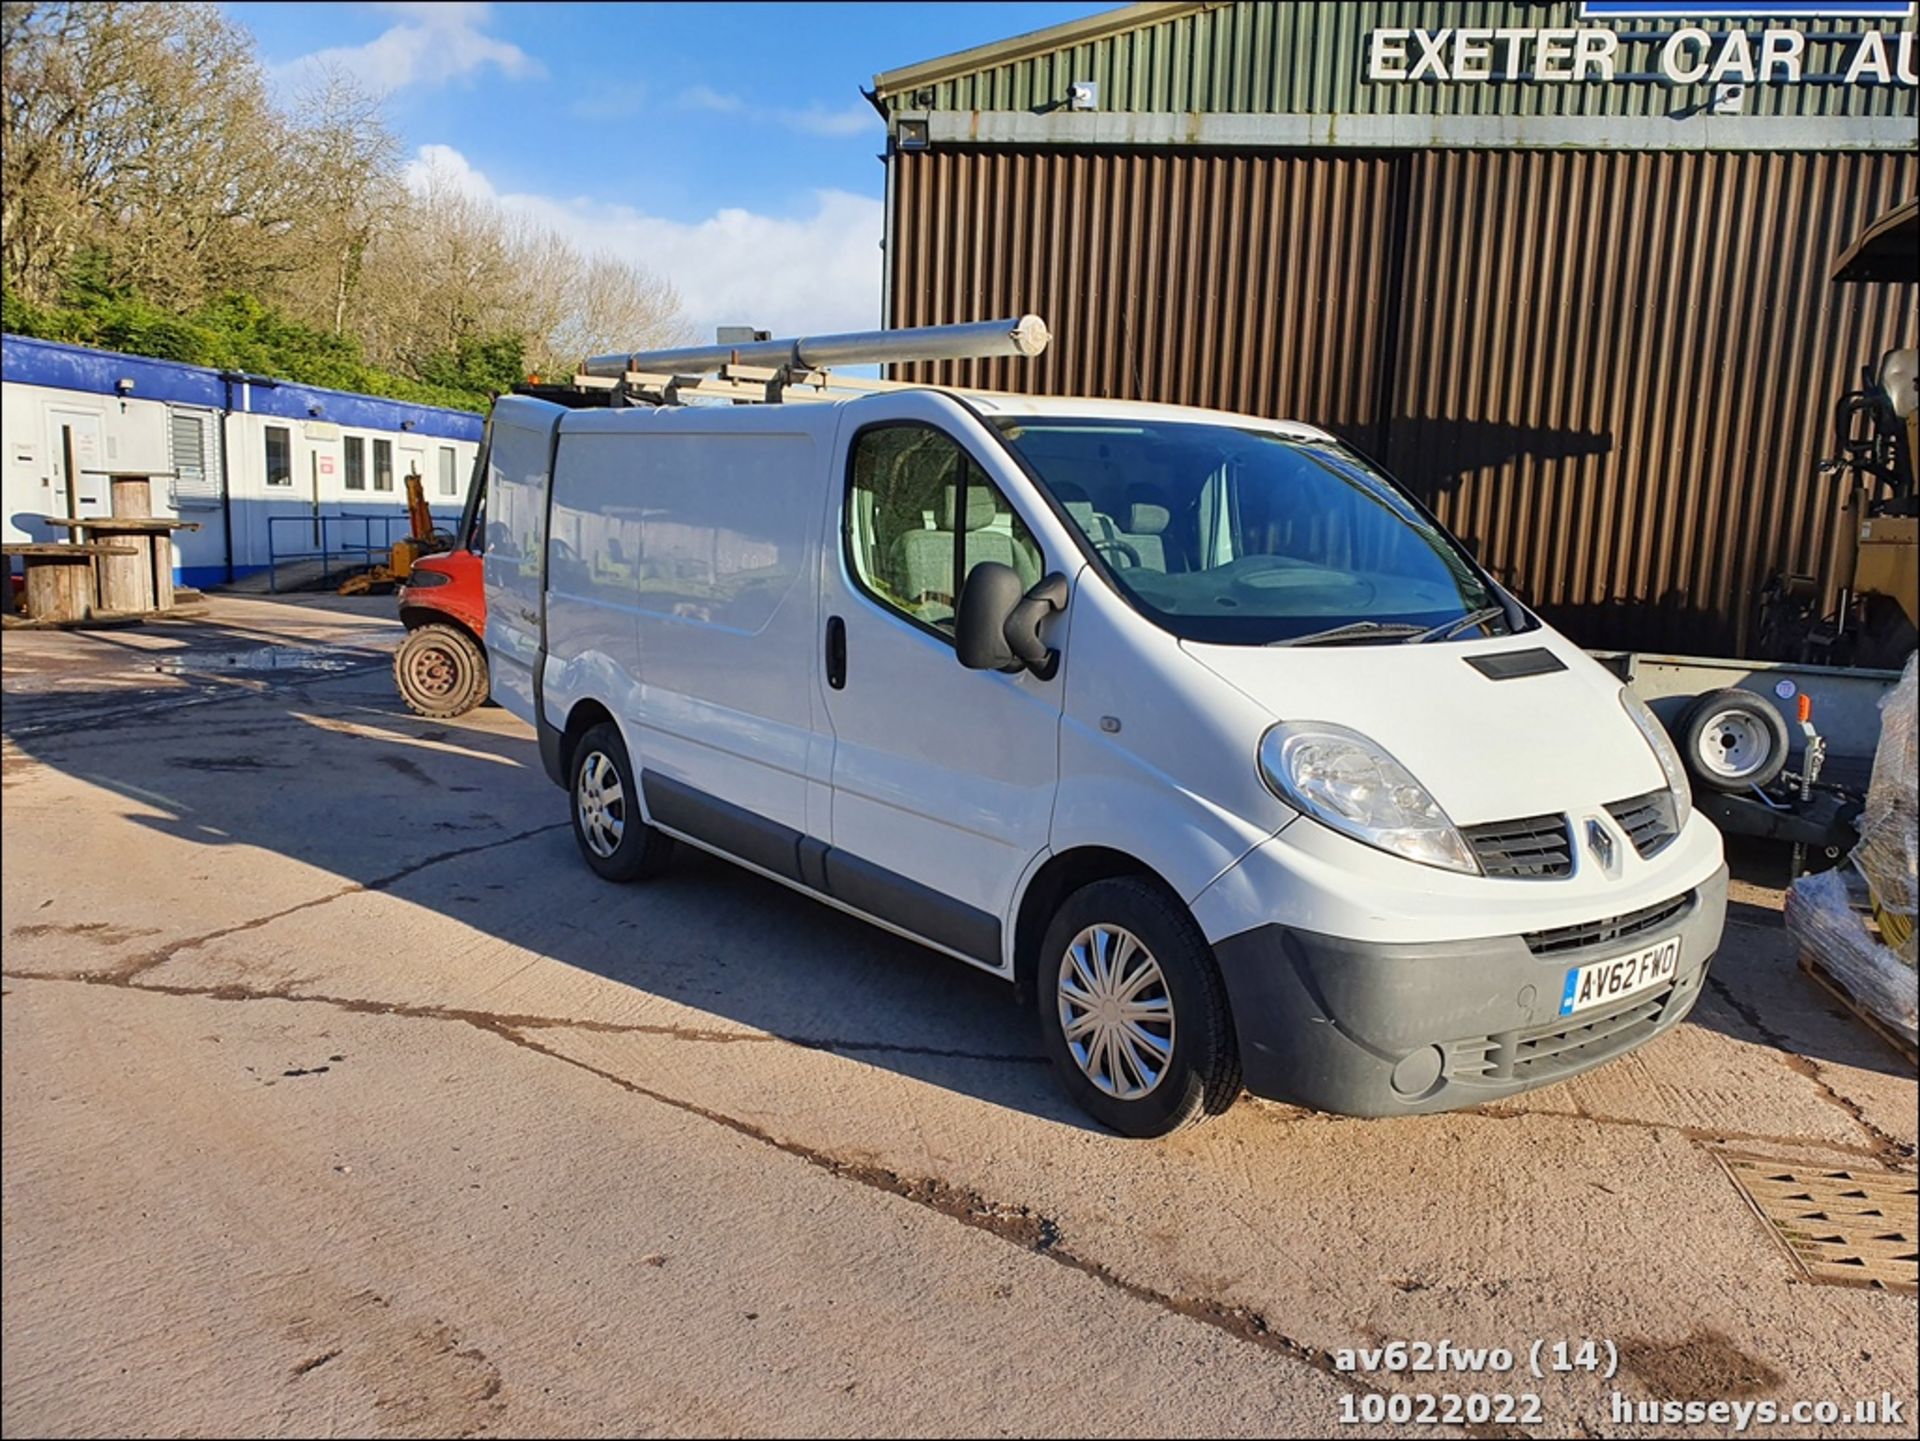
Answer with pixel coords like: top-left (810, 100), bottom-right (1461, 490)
top-left (1559, 937), bottom-right (1681, 1017)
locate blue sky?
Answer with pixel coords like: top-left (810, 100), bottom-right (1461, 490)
top-left (223, 1), bottom-right (1112, 338)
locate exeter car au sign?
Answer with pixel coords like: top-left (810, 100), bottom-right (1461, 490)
top-left (1366, 2), bottom-right (1919, 89)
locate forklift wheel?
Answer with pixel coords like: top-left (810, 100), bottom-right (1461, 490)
top-left (395, 624), bottom-right (488, 718)
top-left (1675, 688), bottom-right (1790, 793)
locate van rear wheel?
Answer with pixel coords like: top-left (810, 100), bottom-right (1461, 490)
top-left (570, 722), bottom-right (674, 882)
top-left (1036, 878), bottom-right (1241, 1137)
top-left (394, 623), bottom-right (488, 718)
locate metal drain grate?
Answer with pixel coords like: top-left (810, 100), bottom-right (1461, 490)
top-left (1720, 1157), bottom-right (1918, 1292)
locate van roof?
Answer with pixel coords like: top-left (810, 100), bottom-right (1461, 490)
top-left (954, 390), bottom-right (1336, 443)
top-left (536, 370), bottom-right (1339, 445)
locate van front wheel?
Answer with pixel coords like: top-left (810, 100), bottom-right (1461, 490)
top-left (570, 722), bottom-right (674, 882)
top-left (1036, 878), bottom-right (1241, 1137)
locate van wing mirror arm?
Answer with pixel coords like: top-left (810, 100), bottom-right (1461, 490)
top-left (1005, 573), bottom-right (1068, 680)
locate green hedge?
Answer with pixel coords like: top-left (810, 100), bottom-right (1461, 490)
top-left (3, 266), bottom-right (509, 415)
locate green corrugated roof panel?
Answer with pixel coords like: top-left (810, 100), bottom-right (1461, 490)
top-left (874, 1), bottom-right (1919, 122)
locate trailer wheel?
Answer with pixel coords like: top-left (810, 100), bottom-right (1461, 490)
top-left (1676, 688), bottom-right (1790, 793)
top-left (394, 623), bottom-right (488, 718)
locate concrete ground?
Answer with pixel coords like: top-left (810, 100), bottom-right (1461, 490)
top-left (2, 595), bottom-right (1914, 1439)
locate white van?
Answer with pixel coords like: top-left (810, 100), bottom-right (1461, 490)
top-left (484, 385), bottom-right (1727, 1136)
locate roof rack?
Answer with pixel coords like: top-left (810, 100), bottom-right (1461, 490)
top-left (572, 315), bottom-right (1050, 408)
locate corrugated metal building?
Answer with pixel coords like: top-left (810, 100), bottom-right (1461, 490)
top-left (871, 1), bottom-right (1919, 655)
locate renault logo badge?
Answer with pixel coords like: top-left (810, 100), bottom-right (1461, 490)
top-left (1586, 818), bottom-right (1616, 870)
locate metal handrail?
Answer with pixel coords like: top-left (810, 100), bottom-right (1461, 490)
top-left (266, 512), bottom-right (412, 592)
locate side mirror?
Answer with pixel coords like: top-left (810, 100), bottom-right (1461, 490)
top-left (956, 564), bottom-right (1068, 678)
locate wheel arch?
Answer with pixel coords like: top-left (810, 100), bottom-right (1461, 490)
top-left (399, 604), bottom-right (482, 649)
top-left (1012, 845), bottom-right (1182, 1003)
top-left (555, 697), bottom-right (617, 784)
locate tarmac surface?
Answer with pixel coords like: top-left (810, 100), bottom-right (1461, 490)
top-left (2, 594), bottom-right (1915, 1438)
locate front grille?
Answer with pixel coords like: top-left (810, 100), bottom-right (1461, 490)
top-left (1446, 981), bottom-right (1680, 1085)
top-left (1462, 812), bottom-right (1573, 878)
top-left (1606, 788), bottom-right (1680, 859)
top-left (1522, 891), bottom-right (1694, 957)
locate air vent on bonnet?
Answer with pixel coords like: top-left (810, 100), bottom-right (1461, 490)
top-left (1464, 649), bottom-right (1567, 680)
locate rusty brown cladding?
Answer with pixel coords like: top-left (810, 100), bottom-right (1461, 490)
top-left (888, 146), bottom-right (1918, 657)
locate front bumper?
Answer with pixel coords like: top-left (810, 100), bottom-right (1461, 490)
top-left (1211, 863), bottom-right (1728, 1116)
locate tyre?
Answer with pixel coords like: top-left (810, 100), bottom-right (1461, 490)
top-left (394, 623), bottom-right (489, 718)
top-left (569, 721), bottom-right (673, 882)
top-left (1035, 877), bottom-right (1241, 1137)
top-left (1675, 688), bottom-right (1790, 793)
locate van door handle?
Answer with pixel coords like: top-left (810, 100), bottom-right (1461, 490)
top-left (826, 615), bottom-right (846, 690)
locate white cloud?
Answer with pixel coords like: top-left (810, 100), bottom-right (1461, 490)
top-left (678, 84), bottom-right (745, 114)
top-left (403, 144), bottom-right (882, 341)
top-left (674, 86), bottom-right (880, 140)
top-left (781, 103), bottom-right (881, 138)
top-left (568, 81), bottom-right (650, 120)
top-left (276, 3), bottom-right (542, 96)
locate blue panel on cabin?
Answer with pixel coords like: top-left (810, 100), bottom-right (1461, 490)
top-left (2, 333), bottom-right (226, 409)
top-left (2, 334), bottom-right (484, 444)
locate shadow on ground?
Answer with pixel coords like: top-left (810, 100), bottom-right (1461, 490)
top-left (4, 596), bottom-right (1907, 1126)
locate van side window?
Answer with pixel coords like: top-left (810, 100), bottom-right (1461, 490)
top-left (846, 424), bottom-right (1040, 635)
top-left (264, 425), bottom-right (292, 486)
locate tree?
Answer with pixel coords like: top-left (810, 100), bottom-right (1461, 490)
top-left (284, 65), bottom-right (402, 338)
top-left (1, 2), bottom-right (298, 309)
top-left (1, 2), bottom-right (690, 403)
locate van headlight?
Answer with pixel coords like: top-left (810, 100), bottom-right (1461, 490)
top-left (1618, 688), bottom-right (1693, 832)
top-left (1258, 722), bottom-right (1479, 874)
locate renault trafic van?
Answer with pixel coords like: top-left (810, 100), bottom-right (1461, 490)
top-left (484, 385), bottom-right (1726, 1136)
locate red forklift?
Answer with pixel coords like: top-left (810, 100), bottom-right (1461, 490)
top-left (391, 382), bottom-right (617, 717)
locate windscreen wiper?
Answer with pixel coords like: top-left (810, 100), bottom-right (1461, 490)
top-left (1407, 606), bottom-right (1507, 644)
top-left (1273, 620), bottom-right (1427, 647)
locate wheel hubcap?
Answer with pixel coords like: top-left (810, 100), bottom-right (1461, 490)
top-left (406, 644), bottom-right (458, 698)
top-left (1057, 924), bottom-right (1174, 1100)
top-left (576, 750), bottom-right (626, 858)
top-left (1698, 709), bottom-right (1771, 780)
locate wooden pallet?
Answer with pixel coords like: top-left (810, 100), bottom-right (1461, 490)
top-left (1799, 950), bottom-right (1920, 1069)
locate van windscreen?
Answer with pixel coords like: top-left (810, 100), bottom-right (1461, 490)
top-left (990, 418), bottom-right (1511, 647)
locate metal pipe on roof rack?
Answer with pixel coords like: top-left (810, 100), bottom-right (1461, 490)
top-left (578, 314), bottom-right (1050, 379)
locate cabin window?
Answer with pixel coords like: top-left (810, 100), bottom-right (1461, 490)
top-left (373, 438), bottom-right (393, 492)
top-left (168, 409), bottom-right (219, 507)
top-left (845, 423), bottom-right (1041, 638)
top-left (439, 446), bottom-right (458, 496)
top-left (343, 436), bottom-right (366, 491)
top-left (264, 426), bottom-right (292, 486)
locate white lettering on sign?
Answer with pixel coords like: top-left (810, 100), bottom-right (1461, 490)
top-left (1537, 28), bottom-right (1577, 81)
top-left (1710, 29), bottom-right (1757, 84)
top-left (1364, 25), bottom-right (1918, 88)
top-left (1453, 27), bottom-right (1494, 81)
top-left (1661, 28), bottom-right (1712, 84)
top-left (1368, 28), bottom-right (1409, 81)
top-left (1410, 27), bottom-right (1452, 81)
top-left (1847, 29), bottom-right (1891, 83)
top-left (1760, 29), bottom-right (1805, 83)
top-left (1576, 28), bottom-right (1619, 82)
top-left (1493, 28), bottom-right (1530, 75)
